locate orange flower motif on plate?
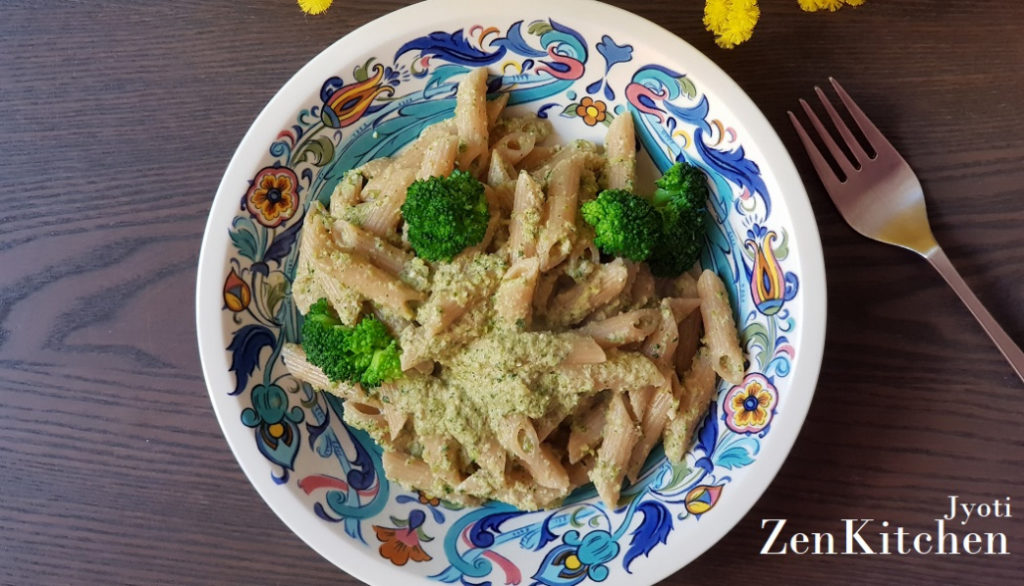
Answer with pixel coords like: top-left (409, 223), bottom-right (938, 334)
top-left (373, 509), bottom-right (433, 566)
top-left (245, 166), bottom-right (299, 227)
top-left (223, 268), bottom-right (251, 312)
top-left (575, 96), bottom-right (607, 126)
top-left (417, 491), bottom-right (441, 507)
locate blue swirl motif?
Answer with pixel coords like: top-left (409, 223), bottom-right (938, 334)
top-left (586, 34), bottom-right (633, 100)
top-left (220, 14), bottom-right (802, 582)
top-left (300, 389), bottom-right (390, 542)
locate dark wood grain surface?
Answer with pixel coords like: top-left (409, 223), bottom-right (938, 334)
top-left (2, 1), bottom-right (1022, 584)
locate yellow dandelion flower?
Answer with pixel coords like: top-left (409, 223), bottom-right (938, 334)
top-left (845, 0), bottom-right (866, 6)
top-left (298, 0), bottom-right (333, 15)
top-left (704, 0), bottom-right (761, 49)
top-left (798, 0), bottom-right (845, 11)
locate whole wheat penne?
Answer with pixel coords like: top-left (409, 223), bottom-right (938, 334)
top-left (332, 219), bottom-right (412, 276)
top-left (287, 68), bottom-right (743, 512)
top-left (568, 396), bottom-right (608, 464)
top-left (487, 149), bottom-right (516, 188)
top-left (589, 392), bottom-right (641, 508)
top-left (508, 170), bottom-right (545, 260)
top-left (495, 257), bottom-right (541, 329)
top-left (697, 269), bottom-right (745, 385)
top-left (675, 310), bottom-right (702, 376)
top-left (358, 164), bottom-right (418, 237)
top-left (663, 347), bottom-right (717, 463)
top-left (382, 451), bottom-right (435, 490)
top-left (630, 262), bottom-right (656, 307)
top-left (416, 134), bottom-right (458, 180)
top-left (496, 415), bottom-right (570, 491)
top-left (548, 258), bottom-right (629, 327)
top-left (492, 131), bottom-right (536, 167)
top-left (329, 169), bottom-right (364, 213)
top-left (485, 92), bottom-right (510, 129)
top-left (536, 155), bottom-right (583, 271)
top-left (603, 113), bottom-right (636, 191)
top-left (559, 334), bottom-right (607, 365)
top-left (562, 350), bottom-right (666, 392)
top-left (576, 308), bottom-right (661, 348)
top-left (626, 378), bottom-right (674, 482)
top-left (313, 250), bottom-right (424, 319)
top-left (423, 434), bottom-right (465, 487)
top-left (455, 67), bottom-right (489, 171)
top-left (641, 299), bottom-right (680, 370)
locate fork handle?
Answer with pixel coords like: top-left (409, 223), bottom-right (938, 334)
top-left (925, 246), bottom-right (1024, 383)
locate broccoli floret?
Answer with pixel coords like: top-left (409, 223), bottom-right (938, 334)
top-left (301, 298), bottom-right (402, 387)
top-left (401, 170), bottom-right (489, 261)
top-left (648, 198), bottom-right (706, 277)
top-left (647, 162), bottom-right (710, 277)
top-left (652, 161), bottom-right (711, 209)
top-left (360, 341), bottom-right (401, 387)
top-left (580, 162), bottom-right (710, 277)
top-left (581, 189), bottom-right (661, 261)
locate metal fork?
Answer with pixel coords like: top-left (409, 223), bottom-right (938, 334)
top-left (789, 78), bottom-right (1024, 383)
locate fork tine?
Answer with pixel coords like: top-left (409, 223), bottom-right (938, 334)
top-left (814, 86), bottom-right (870, 166)
top-left (798, 98), bottom-right (856, 178)
top-left (829, 77), bottom-right (897, 155)
top-left (788, 110), bottom-right (842, 190)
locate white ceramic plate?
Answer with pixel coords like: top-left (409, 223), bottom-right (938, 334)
top-left (196, 1), bottom-right (826, 583)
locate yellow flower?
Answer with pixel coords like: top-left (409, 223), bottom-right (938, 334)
top-left (703, 0), bottom-right (760, 49)
top-left (297, 0), bottom-right (333, 15)
top-left (798, 0), bottom-right (864, 12)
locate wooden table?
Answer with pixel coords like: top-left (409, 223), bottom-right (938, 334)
top-left (3, 1), bottom-right (1022, 584)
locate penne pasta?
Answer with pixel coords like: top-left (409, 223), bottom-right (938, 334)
top-left (589, 392), bottom-right (641, 507)
top-left (508, 170), bottom-right (545, 260)
top-left (536, 154), bottom-right (583, 271)
top-left (675, 308), bottom-right (703, 375)
top-left (663, 347), bottom-right (718, 463)
top-left (332, 219), bottom-right (412, 276)
top-left (559, 334), bottom-right (607, 365)
top-left (576, 308), bottom-right (661, 348)
top-left (382, 451), bottom-right (435, 490)
top-left (495, 257), bottom-right (541, 329)
top-left (455, 67), bottom-right (489, 172)
top-left (491, 131), bottom-right (537, 167)
top-left (417, 134), bottom-right (459, 180)
top-left (313, 250), bottom-right (424, 319)
top-left (630, 263), bottom-right (656, 308)
top-left (568, 394), bottom-right (608, 464)
top-left (626, 377), bottom-right (675, 482)
top-left (603, 113), bottom-right (636, 191)
top-left (357, 164), bottom-right (419, 237)
top-left (485, 92), bottom-right (510, 129)
top-left (329, 169), bottom-right (364, 213)
top-left (496, 415), bottom-right (570, 491)
top-left (697, 269), bottom-right (745, 385)
top-left (287, 67), bottom-right (743, 511)
top-left (641, 299), bottom-right (681, 370)
top-left (548, 258), bottom-right (630, 327)
top-left (487, 149), bottom-right (516, 189)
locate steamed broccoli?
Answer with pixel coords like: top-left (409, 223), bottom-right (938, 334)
top-left (301, 298), bottom-right (402, 388)
top-left (647, 162), bottom-right (710, 277)
top-left (580, 189), bottom-right (661, 261)
top-left (401, 170), bottom-right (489, 261)
top-left (580, 162), bottom-right (710, 277)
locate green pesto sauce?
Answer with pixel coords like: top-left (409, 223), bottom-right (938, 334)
top-left (390, 330), bottom-right (577, 449)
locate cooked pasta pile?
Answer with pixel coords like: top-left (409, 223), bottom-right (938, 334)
top-left (282, 68), bottom-right (745, 510)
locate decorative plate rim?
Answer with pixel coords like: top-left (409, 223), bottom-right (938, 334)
top-left (196, 1), bottom-right (827, 584)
